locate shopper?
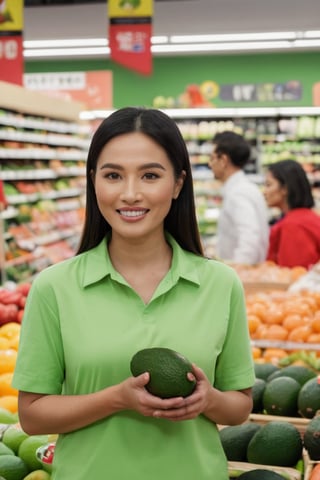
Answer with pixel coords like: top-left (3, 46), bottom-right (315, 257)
top-left (209, 131), bottom-right (269, 265)
top-left (264, 158), bottom-right (320, 268)
top-left (12, 107), bottom-right (254, 480)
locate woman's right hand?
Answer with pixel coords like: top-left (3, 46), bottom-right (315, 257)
top-left (118, 373), bottom-right (186, 417)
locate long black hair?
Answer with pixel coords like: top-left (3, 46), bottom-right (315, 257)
top-left (76, 107), bottom-right (203, 256)
top-left (267, 159), bottom-right (314, 209)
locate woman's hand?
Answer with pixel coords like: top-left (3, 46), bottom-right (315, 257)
top-left (148, 363), bottom-right (212, 421)
top-left (118, 372), bottom-right (187, 417)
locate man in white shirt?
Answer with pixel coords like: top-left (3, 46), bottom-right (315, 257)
top-left (209, 131), bottom-right (269, 265)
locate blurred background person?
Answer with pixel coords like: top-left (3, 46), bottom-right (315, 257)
top-left (264, 158), bottom-right (320, 268)
top-left (209, 131), bottom-right (269, 265)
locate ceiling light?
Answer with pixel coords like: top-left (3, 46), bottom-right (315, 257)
top-left (170, 32), bottom-right (297, 43)
top-left (304, 30), bottom-right (320, 38)
top-left (24, 38), bottom-right (108, 48)
top-left (24, 47), bottom-right (110, 57)
top-left (152, 41), bottom-right (292, 53)
top-left (293, 39), bottom-right (320, 48)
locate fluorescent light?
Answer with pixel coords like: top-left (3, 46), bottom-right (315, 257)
top-left (22, 30), bottom-right (320, 59)
top-left (152, 36), bottom-right (169, 44)
top-left (152, 41), bottom-right (292, 53)
top-left (304, 30), bottom-right (320, 38)
top-left (293, 39), bottom-right (320, 48)
top-left (23, 36), bottom-right (168, 49)
top-left (170, 32), bottom-right (297, 43)
top-left (23, 40), bottom-right (296, 58)
top-left (24, 47), bottom-right (110, 57)
top-left (24, 38), bottom-right (108, 48)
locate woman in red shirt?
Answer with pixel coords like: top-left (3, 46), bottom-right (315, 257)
top-left (264, 159), bottom-right (320, 269)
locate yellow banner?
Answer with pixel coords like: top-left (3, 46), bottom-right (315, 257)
top-left (0, 0), bottom-right (24, 31)
top-left (108, 0), bottom-right (153, 18)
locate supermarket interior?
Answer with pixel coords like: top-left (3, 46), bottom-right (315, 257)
top-left (1, 1), bottom-right (320, 479)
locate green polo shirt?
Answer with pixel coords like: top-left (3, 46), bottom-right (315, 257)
top-left (13, 234), bottom-right (255, 480)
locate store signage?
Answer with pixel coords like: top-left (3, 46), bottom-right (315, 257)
top-left (0, 0), bottom-right (24, 86)
top-left (108, 0), bottom-right (153, 76)
top-left (220, 81), bottom-right (302, 102)
top-left (24, 71), bottom-right (113, 110)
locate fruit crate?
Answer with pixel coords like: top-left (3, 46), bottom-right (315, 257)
top-left (228, 461), bottom-right (302, 479)
top-left (303, 449), bottom-right (320, 480)
top-left (248, 413), bottom-right (310, 439)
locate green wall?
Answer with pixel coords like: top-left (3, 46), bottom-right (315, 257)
top-left (25, 51), bottom-right (320, 109)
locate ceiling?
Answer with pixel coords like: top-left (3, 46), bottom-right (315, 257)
top-left (23, 0), bottom-right (320, 57)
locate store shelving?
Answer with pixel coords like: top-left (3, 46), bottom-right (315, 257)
top-left (0, 81), bottom-right (91, 283)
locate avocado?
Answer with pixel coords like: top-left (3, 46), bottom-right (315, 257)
top-left (267, 365), bottom-right (316, 386)
top-left (247, 421), bottom-right (303, 467)
top-left (298, 377), bottom-right (320, 418)
top-left (262, 376), bottom-right (300, 416)
top-left (219, 422), bottom-right (261, 461)
top-left (237, 470), bottom-right (287, 479)
top-left (252, 378), bottom-right (266, 413)
top-left (130, 347), bottom-right (196, 398)
top-left (254, 363), bottom-right (280, 381)
top-left (303, 415), bottom-right (320, 460)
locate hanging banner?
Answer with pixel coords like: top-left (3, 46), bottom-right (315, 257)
top-left (108, 0), bottom-right (153, 76)
top-left (0, 0), bottom-right (24, 86)
top-left (0, 34), bottom-right (23, 85)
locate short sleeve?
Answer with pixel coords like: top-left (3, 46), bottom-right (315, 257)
top-left (214, 274), bottom-right (255, 391)
top-left (12, 275), bottom-right (65, 394)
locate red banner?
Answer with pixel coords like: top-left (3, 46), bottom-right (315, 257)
top-left (109, 23), bottom-right (152, 75)
top-left (108, 0), bottom-right (153, 76)
top-left (0, 34), bottom-right (23, 85)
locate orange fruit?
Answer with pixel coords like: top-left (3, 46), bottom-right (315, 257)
top-left (0, 373), bottom-right (18, 397)
top-left (282, 314), bottom-right (305, 331)
top-left (248, 302), bottom-right (267, 322)
top-left (0, 337), bottom-right (10, 350)
top-left (252, 346), bottom-right (262, 359)
top-left (0, 395), bottom-right (18, 413)
top-left (264, 307), bottom-right (285, 325)
top-left (247, 314), bottom-right (261, 335)
top-left (263, 348), bottom-right (288, 364)
top-left (311, 313), bottom-right (320, 333)
top-left (0, 323), bottom-right (21, 340)
top-left (0, 349), bottom-right (17, 374)
top-left (307, 333), bottom-right (320, 344)
top-left (6, 334), bottom-right (20, 351)
top-left (264, 324), bottom-right (288, 341)
top-left (288, 325), bottom-right (312, 343)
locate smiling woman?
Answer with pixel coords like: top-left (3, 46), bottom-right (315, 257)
top-left (12, 107), bottom-right (255, 480)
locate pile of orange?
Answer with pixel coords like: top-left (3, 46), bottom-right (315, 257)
top-left (246, 290), bottom-right (320, 364)
top-left (0, 322), bottom-right (21, 413)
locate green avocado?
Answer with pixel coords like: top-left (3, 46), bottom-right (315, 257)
top-left (130, 347), bottom-right (196, 398)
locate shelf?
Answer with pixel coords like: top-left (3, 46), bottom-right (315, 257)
top-left (0, 81), bottom-right (90, 283)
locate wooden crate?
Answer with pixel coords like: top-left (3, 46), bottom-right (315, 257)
top-left (248, 413), bottom-right (310, 438)
top-left (228, 461), bottom-right (302, 479)
top-left (303, 449), bottom-right (320, 480)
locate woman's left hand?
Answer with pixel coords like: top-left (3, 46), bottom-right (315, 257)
top-left (153, 363), bottom-right (212, 421)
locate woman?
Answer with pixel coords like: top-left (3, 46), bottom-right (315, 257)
top-left (13, 107), bottom-right (254, 480)
top-left (264, 158), bottom-right (320, 268)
